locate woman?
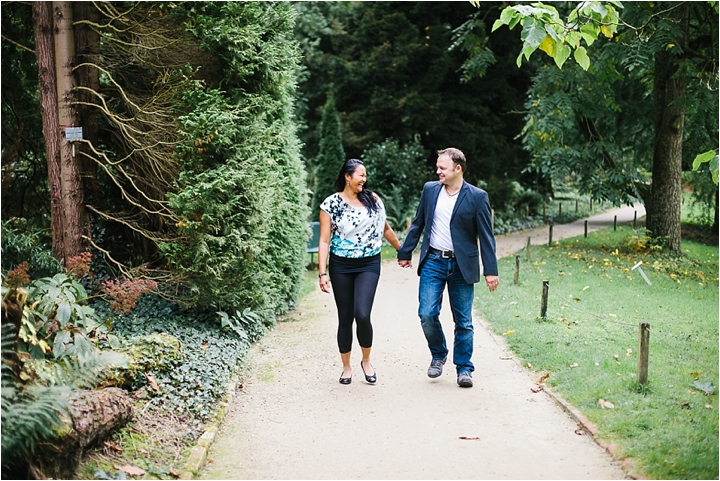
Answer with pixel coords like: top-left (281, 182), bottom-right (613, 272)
top-left (318, 159), bottom-right (402, 385)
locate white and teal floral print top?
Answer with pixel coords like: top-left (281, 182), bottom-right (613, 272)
top-left (320, 193), bottom-right (386, 258)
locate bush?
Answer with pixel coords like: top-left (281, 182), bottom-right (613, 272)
top-left (361, 138), bottom-right (430, 231)
top-left (1, 220), bottom-right (61, 279)
top-left (160, 3), bottom-right (309, 320)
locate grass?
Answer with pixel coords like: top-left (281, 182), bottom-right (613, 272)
top-left (475, 225), bottom-right (719, 479)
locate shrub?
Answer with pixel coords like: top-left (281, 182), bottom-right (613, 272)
top-left (160, 3), bottom-right (309, 320)
top-left (1, 220), bottom-right (61, 279)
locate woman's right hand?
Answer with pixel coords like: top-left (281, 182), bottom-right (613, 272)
top-left (319, 274), bottom-right (331, 293)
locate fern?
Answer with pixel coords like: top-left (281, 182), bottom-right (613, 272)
top-left (1, 327), bottom-right (128, 473)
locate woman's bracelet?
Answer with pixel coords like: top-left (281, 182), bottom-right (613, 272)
top-left (318, 273), bottom-right (327, 278)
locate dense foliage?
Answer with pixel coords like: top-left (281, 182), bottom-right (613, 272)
top-left (293, 2), bottom-right (536, 204)
top-left (360, 138), bottom-right (430, 231)
top-left (156, 3), bottom-right (310, 317)
top-left (310, 93), bottom-right (345, 218)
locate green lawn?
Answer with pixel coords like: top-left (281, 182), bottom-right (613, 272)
top-left (476, 226), bottom-right (719, 479)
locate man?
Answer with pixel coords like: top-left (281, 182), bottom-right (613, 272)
top-left (397, 148), bottom-right (499, 388)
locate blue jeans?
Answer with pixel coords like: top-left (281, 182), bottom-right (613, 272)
top-left (418, 253), bottom-right (475, 374)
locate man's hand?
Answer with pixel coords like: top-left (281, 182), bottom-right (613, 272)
top-left (485, 275), bottom-right (499, 292)
top-left (398, 259), bottom-right (413, 268)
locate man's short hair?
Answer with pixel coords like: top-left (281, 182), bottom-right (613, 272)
top-left (438, 148), bottom-right (466, 172)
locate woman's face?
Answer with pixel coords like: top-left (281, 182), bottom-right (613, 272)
top-left (345, 165), bottom-right (367, 193)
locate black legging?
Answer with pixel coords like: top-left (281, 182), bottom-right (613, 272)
top-left (329, 269), bottom-right (380, 354)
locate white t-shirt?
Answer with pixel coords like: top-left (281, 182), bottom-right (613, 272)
top-left (429, 186), bottom-right (458, 251)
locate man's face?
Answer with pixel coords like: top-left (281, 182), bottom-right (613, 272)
top-left (436, 154), bottom-right (460, 185)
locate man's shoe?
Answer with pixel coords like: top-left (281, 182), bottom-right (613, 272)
top-left (457, 371), bottom-right (473, 388)
top-left (427, 357), bottom-right (447, 378)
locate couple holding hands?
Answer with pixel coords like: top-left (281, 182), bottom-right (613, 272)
top-left (317, 148), bottom-right (499, 388)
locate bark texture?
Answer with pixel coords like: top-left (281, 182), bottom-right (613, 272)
top-left (646, 5), bottom-right (688, 253)
top-left (32, 1), bottom-right (65, 260)
top-left (53, 1), bottom-right (86, 262)
top-left (37, 388), bottom-right (135, 479)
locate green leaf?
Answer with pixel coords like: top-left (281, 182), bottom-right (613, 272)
top-left (523, 24), bottom-right (548, 48)
top-left (554, 43), bottom-right (572, 69)
top-left (499, 6), bottom-right (516, 25)
top-left (57, 301), bottom-right (72, 326)
top-left (580, 24), bottom-right (598, 46)
top-left (574, 46), bottom-right (590, 70)
top-left (491, 19), bottom-right (505, 33)
top-left (692, 150), bottom-right (717, 170)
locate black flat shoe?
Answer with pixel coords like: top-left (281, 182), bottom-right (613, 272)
top-left (361, 362), bottom-right (376, 384)
top-left (339, 374), bottom-right (352, 385)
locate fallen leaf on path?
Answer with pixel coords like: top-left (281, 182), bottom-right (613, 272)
top-left (527, 363), bottom-right (533, 368)
top-left (599, 399), bottom-right (615, 409)
top-left (103, 442), bottom-right (122, 452)
top-left (169, 468), bottom-right (181, 477)
top-left (531, 386), bottom-right (544, 393)
top-left (537, 373), bottom-right (550, 384)
top-left (574, 429), bottom-right (584, 436)
top-left (502, 329), bottom-right (516, 336)
top-left (115, 465), bottom-right (145, 477)
top-left (499, 356), bottom-right (513, 360)
top-left (459, 436), bottom-right (481, 440)
top-left (144, 372), bottom-right (160, 391)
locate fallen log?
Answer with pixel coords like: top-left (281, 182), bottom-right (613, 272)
top-left (35, 387), bottom-right (134, 479)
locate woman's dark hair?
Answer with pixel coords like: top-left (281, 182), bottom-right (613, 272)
top-left (333, 159), bottom-right (379, 213)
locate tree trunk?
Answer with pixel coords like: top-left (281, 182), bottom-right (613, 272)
top-left (74, 2), bottom-right (101, 206)
top-left (646, 5), bottom-right (688, 253)
top-left (33, 1), bottom-right (65, 260)
top-left (53, 1), bottom-right (86, 262)
top-left (36, 388), bottom-right (135, 479)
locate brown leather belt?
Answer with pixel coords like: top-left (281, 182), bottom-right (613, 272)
top-left (428, 247), bottom-right (455, 258)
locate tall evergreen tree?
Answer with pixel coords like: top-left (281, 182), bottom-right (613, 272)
top-left (311, 93), bottom-right (345, 218)
top-left (293, 2), bottom-right (534, 204)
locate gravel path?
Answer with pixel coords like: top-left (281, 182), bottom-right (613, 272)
top-left (200, 204), bottom-right (644, 480)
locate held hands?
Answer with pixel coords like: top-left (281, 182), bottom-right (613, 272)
top-left (397, 259), bottom-right (412, 269)
top-left (486, 275), bottom-right (499, 292)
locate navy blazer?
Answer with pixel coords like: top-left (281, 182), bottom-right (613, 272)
top-left (398, 181), bottom-right (498, 284)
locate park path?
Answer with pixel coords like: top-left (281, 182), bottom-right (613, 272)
top-left (200, 203), bottom-right (644, 480)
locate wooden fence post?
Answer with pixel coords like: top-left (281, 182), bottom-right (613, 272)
top-left (633, 210), bottom-right (637, 229)
top-left (584, 220), bottom-right (588, 238)
top-left (540, 280), bottom-right (549, 320)
top-left (548, 223), bottom-right (553, 246)
top-left (637, 323), bottom-right (650, 385)
top-left (614, 215), bottom-right (617, 231)
top-left (514, 255), bottom-right (520, 285)
top-left (526, 236), bottom-right (531, 261)
top-left (558, 202), bottom-right (562, 217)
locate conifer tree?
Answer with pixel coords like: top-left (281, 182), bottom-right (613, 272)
top-left (312, 93), bottom-right (345, 218)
